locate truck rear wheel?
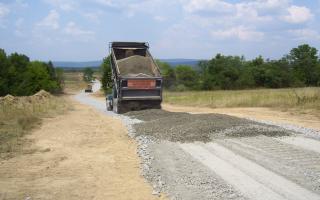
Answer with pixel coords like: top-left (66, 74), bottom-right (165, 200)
top-left (113, 99), bottom-right (125, 114)
top-left (106, 101), bottom-right (112, 111)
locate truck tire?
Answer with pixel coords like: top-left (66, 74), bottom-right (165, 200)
top-left (113, 99), bottom-right (124, 114)
top-left (147, 100), bottom-right (162, 109)
top-left (106, 101), bottom-right (112, 111)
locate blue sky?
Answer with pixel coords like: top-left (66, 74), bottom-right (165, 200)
top-left (0, 0), bottom-right (320, 61)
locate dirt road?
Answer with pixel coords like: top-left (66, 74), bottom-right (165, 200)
top-left (75, 87), bottom-right (320, 200)
top-left (0, 96), bottom-right (164, 200)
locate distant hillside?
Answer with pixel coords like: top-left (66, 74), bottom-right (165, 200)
top-left (160, 59), bottom-right (200, 67)
top-left (53, 59), bottom-right (200, 68)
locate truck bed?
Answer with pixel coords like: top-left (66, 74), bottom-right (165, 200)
top-left (117, 55), bottom-right (160, 77)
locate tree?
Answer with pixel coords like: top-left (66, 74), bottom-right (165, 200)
top-left (0, 49), bottom-right (9, 96)
top-left (100, 56), bottom-right (112, 94)
top-left (289, 44), bottom-right (319, 86)
top-left (21, 61), bottom-right (59, 95)
top-left (156, 60), bottom-right (176, 89)
top-left (46, 61), bottom-right (56, 81)
top-left (202, 54), bottom-right (242, 89)
top-left (55, 68), bottom-right (65, 91)
top-left (0, 49), bottom-right (63, 96)
top-left (83, 67), bottom-right (94, 82)
top-left (175, 65), bottom-right (199, 89)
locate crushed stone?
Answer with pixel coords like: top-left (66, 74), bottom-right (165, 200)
top-left (125, 109), bottom-right (291, 143)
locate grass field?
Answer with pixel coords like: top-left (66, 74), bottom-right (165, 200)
top-left (63, 71), bottom-right (101, 93)
top-left (0, 91), bottom-right (68, 159)
top-left (63, 71), bottom-right (87, 93)
top-left (164, 87), bottom-right (320, 112)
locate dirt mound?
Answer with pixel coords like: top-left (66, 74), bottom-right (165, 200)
top-left (34, 90), bottom-right (51, 98)
top-left (0, 90), bottom-right (52, 106)
top-left (0, 95), bottom-right (17, 104)
top-left (33, 90), bottom-right (52, 101)
top-left (126, 110), bottom-right (291, 142)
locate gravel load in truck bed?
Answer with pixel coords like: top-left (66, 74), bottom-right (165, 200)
top-left (117, 55), bottom-right (159, 77)
top-left (125, 109), bottom-right (292, 142)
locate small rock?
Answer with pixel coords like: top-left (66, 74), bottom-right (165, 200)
top-left (152, 190), bottom-right (160, 196)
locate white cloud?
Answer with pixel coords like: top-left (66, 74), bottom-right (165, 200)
top-left (0, 3), bottom-right (10, 18)
top-left (289, 29), bottom-right (320, 40)
top-left (283, 5), bottom-right (313, 23)
top-left (249, 0), bottom-right (289, 10)
top-left (36, 9), bottom-right (60, 30)
top-left (95, 0), bottom-right (116, 7)
top-left (44, 0), bottom-right (77, 11)
top-left (184, 0), bottom-right (233, 13)
top-left (234, 3), bottom-right (273, 23)
top-left (95, 0), bottom-right (177, 19)
top-left (211, 26), bottom-right (264, 41)
top-left (64, 21), bottom-right (95, 40)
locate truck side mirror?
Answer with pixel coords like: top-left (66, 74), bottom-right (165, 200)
top-left (107, 94), bottom-right (113, 101)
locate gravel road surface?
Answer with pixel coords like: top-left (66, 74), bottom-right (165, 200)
top-left (75, 84), bottom-right (320, 200)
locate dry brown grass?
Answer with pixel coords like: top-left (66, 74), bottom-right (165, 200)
top-left (164, 87), bottom-right (320, 115)
top-left (63, 71), bottom-right (101, 93)
top-left (63, 71), bottom-right (87, 93)
top-left (0, 91), bottom-right (69, 159)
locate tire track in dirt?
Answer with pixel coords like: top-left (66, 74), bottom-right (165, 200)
top-left (276, 136), bottom-right (320, 154)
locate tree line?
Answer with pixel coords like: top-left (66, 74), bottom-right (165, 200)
top-left (0, 49), bottom-right (64, 96)
top-left (82, 67), bottom-right (95, 82)
top-left (99, 44), bottom-right (320, 93)
top-left (158, 44), bottom-right (320, 91)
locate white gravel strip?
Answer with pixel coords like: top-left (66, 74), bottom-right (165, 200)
top-left (182, 142), bottom-right (320, 200)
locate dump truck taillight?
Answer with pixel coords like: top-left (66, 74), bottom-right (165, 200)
top-left (127, 80), bottom-right (156, 89)
top-left (156, 80), bottom-right (162, 87)
top-left (121, 80), bottom-right (128, 87)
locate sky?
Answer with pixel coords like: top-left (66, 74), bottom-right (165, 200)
top-left (0, 0), bottom-right (320, 61)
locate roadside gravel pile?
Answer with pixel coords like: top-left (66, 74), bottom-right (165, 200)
top-left (126, 109), bottom-right (291, 142)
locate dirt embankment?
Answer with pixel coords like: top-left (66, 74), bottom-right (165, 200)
top-left (0, 98), bottom-right (164, 200)
top-left (0, 90), bottom-right (52, 107)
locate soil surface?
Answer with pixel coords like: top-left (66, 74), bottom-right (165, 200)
top-left (0, 97), bottom-right (164, 200)
top-left (3, 79), bottom-right (320, 200)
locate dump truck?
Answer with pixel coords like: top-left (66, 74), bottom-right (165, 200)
top-left (106, 42), bottom-right (163, 113)
top-left (85, 84), bottom-right (93, 93)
